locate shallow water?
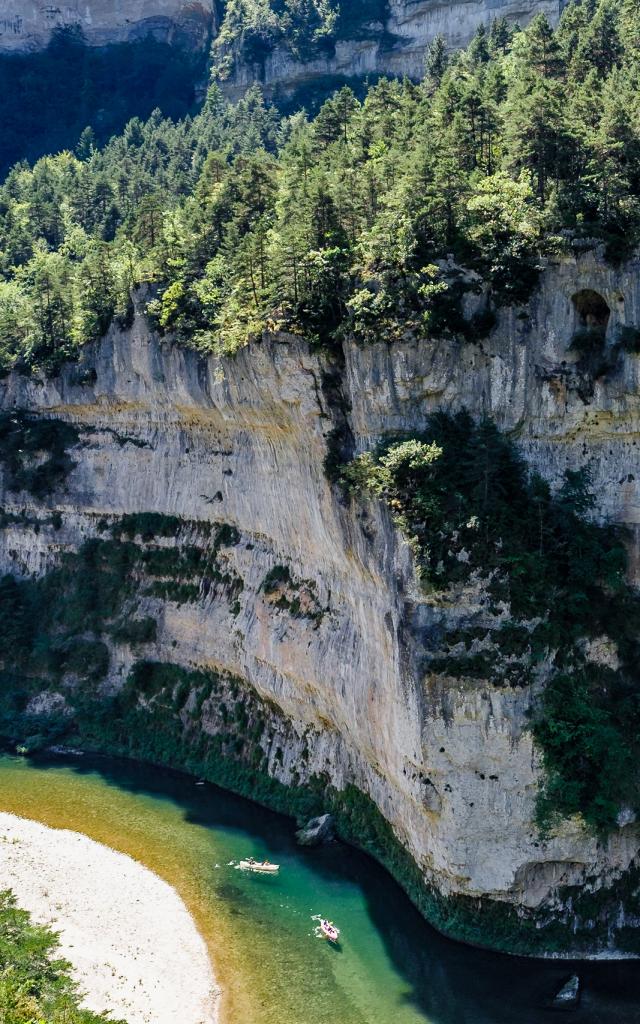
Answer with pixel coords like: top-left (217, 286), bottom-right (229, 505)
top-left (0, 752), bottom-right (637, 1024)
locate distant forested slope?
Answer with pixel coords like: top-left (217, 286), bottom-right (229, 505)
top-left (211, 0), bottom-right (387, 76)
top-left (0, 0), bottom-right (638, 376)
top-left (0, 28), bottom-right (206, 178)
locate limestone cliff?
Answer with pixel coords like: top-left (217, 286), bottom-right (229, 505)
top-left (0, 0), bottom-right (216, 53)
top-left (215, 0), bottom-right (566, 99)
top-left (1, 250), bottom-right (640, 956)
top-left (0, 0), bottom-right (563, 93)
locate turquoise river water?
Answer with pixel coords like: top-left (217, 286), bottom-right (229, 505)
top-left (0, 752), bottom-right (637, 1024)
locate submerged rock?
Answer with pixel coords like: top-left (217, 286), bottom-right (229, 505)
top-left (551, 975), bottom-right (580, 1010)
top-left (296, 814), bottom-right (335, 847)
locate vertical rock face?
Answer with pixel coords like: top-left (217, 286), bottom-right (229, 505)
top-left (0, 0), bottom-right (563, 72)
top-left (1, 252), bottom-right (640, 957)
top-left (386, 0), bottom-right (563, 59)
top-left (215, 0), bottom-right (566, 98)
top-left (0, 1), bottom-right (216, 53)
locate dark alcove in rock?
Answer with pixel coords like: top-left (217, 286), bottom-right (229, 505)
top-left (570, 289), bottom-right (611, 354)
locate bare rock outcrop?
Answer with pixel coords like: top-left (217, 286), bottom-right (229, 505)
top-left (0, 0), bottom-right (216, 53)
top-left (1, 251), bottom-right (640, 956)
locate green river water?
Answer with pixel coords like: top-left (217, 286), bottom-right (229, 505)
top-left (0, 751), bottom-right (637, 1024)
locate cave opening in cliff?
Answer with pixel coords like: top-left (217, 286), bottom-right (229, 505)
top-left (571, 289), bottom-right (611, 345)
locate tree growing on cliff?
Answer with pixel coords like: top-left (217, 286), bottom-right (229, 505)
top-left (1, 0), bottom-right (640, 368)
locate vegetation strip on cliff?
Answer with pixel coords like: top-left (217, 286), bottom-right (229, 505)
top-left (343, 413), bottom-right (640, 835)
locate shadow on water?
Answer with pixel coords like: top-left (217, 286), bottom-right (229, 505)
top-left (305, 842), bottom-right (640, 1024)
top-left (15, 750), bottom-right (640, 1024)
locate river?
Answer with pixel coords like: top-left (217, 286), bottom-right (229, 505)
top-left (0, 751), bottom-right (637, 1024)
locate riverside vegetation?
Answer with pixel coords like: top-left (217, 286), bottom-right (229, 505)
top-left (0, 428), bottom-right (639, 950)
top-left (2, 0), bottom-right (640, 957)
top-left (0, 890), bottom-right (126, 1024)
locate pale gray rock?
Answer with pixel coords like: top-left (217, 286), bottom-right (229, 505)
top-left (551, 975), bottom-right (580, 1009)
top-left (0, 0), bottom-right (216, 53)
top-left (296, 814), bottom-right (336, 846)
top-left (1, 251), bottom-right (640, 955)
top-left (0, 0), bottom-right (563, 81)
top-left (216, 0), bottom-right (566, 99)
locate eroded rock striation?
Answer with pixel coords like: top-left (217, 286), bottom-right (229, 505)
top-left (0, 0), bottom-right (216, 53)
top-left (214, 0), bottom-right (566, 99)
top-left (1, 250), bottom-right (640, 956)
top-left (0, 0), bottom-right (564, 89)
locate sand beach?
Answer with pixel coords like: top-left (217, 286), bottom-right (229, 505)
top-left (0, 811), bottom-right (219, 1024)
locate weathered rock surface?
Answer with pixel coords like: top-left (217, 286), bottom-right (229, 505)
top-left (1, 250), bottom-right (640, 956)
top-left (551, 974), bottom-right (580, 1009)
top-left (0, 0), bottom-right (564, 88)
top-left (0, 0), bottom-right (215, 53)
top-left (296, 814), bottom-right (336, 846)
top-left (217, 0), bottom-right (566, 99)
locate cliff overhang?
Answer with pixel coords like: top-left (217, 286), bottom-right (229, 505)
top-left (1, 251), bottom-right (640, 956)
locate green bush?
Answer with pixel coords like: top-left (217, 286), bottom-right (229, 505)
top-left (115, 513), bottom-right (184, 541)
top-left (110, 617), bottom-right (158, 645)
top-left (0, 517), bottom-right (244, 703)
top-left (0, 890), bottom-right (126, 1023)
top-left (617, 325), bottom-right (640, 353)
top-left (0, 413), bottom-right (79, 498)
top-left (535, 665), bottom-right (640, 832)
top-left (261, 565), bottom-right (292, 592)
top-left (570, 327), bottom-right (607, 356)
top-left (344, 412), bottom-right (640, 832)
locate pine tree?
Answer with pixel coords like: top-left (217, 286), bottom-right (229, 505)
top-left (424, 34), bottom-right (449, 89)
top-left (515, 13), bottom-right (566, 79)
top-left (572, 0), bottom-right (623, 78)
top-left (587, 68), bottom-right (640, 240)
top-left (502, 16), bottom-right (570, 203)
top-left (76, 126), bottom-right (97, 161)
top-left (489, 16), bottom-right (511, 55)
top-left (468, 23), bottom-right (491, 65)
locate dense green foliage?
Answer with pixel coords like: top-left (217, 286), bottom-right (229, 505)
top-left (0, 413), bottom-right (79, 496)
top-left (213, 0), bottom-right (337, 73)
top-left (0, 515), bottom-right (244, 752)
top-left (344, 413), bottom-right (640, 833)
top-left (1, 0), bottom-right (640, 868)
top-left (1, 1), bottom-right (640, 373)
top-left (0, 890), bottom-right (125, 1023)
top-left (260, 564), bottom-right (325, 621)
top-left (0, 28), bottom-right (206, 179)
top-left (211, 0), bottom-right (386, 79)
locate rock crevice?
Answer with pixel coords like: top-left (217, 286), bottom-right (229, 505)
top-left (2, 251), bottom-right (640, 956)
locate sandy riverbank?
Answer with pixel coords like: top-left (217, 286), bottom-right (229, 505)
top-left (0, 812), bottom-right (219, 1024)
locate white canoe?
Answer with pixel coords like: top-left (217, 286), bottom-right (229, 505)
top-left (239, 859), bottom-right (280, 874)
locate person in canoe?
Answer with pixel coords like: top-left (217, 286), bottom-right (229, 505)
top-left (239, 857), bottom-right (280, 873)
top-left (320, 919), bottom-right (340, 943)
